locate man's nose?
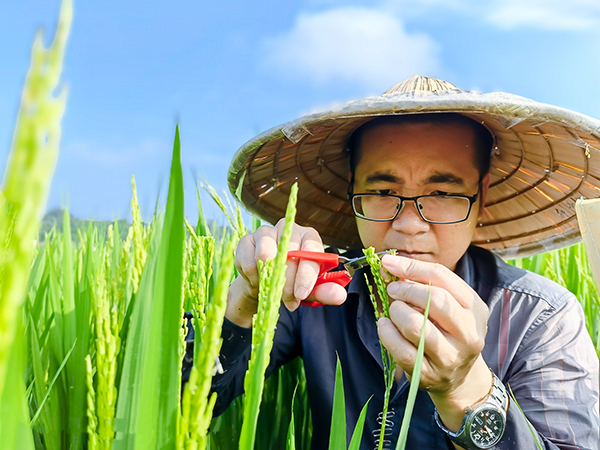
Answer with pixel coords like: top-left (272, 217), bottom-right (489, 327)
top-left (391, 200), bottom-right (430, 234)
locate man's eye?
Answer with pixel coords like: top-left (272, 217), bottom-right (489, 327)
top-left (377, 190), bottom-right (392, 196)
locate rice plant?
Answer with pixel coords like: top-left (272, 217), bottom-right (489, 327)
top-left (363, 248), bottom-right (397, 450)
top-left (362, 248), bottom-right (431, 450)
top-left (0, 0), bottom-right (71, 448)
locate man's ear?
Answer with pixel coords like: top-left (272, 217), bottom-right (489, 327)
top-left (478, 172), bottom-right (491, 218)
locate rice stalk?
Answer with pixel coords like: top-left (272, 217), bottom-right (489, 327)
top-left (199, 182), bottom-right (247, 239)
top-left (179, 235), bottom-right (235, 450)
top-left (86, 354), bottom-right (100, 450)
top-left (93, 247), bottom-right (119, 449)
top-left (0, 1), bottom-right (71, 448)
top-left (238, 183), bottom-right (298, 450)
top-left (0, 0), bottom-right (71, 397)
top-left (130, 176), bottom-right (146, 295)
top-left (363, 247), bottom-right (397, 450)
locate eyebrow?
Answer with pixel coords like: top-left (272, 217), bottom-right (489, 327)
top-left (364, 171), bottom-right (465, 186)
top-left (364, 172), bottom-right (400, 184)
top-left (426, 172), bottom-right (465, 186)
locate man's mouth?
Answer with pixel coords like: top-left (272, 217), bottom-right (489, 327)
top-left (394, 250), bottom-right (429, 258)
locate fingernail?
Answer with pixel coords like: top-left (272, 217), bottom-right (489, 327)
top-left (285, 300), bottom-right (300, 312)
top-left (382, 254), bottom-right (397, 265)
top-left (378, 317), bottom-right (391, 327)
top-left (387, 282), bottom-right (400, 295)
top-left (296, 286), bottom-right (309, 300)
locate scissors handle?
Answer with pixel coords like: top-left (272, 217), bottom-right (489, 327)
top-left (287, 251), bottom-right (352, 307)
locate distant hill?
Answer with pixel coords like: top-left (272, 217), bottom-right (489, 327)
top-left (40, 208), bottom-right (231, 243)
top-left (40, 209), bottom-right (130, 242)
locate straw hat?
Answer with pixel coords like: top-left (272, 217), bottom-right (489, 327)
top-left (228, 75), bottom-right (600, 258)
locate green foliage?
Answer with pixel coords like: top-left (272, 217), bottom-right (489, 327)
top-left (207, 357), bottom-right (312, 450)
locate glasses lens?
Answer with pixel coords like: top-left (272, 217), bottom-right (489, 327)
top-left (418, 195), bottom-right (471, 222)
top-left (352, 195), bottom-right (400, 220)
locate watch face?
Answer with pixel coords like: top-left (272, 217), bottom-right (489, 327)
top-left (469, 408), bottom-right (505, 448)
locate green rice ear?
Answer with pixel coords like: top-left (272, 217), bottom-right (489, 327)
top-left (0, 1), bottom-right (71, 448)
top-left (239, 183), bottom-right (299, 450)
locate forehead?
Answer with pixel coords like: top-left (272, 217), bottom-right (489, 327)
top-left (354, 121), bottom-right (480, 182)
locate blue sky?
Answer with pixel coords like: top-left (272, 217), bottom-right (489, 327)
top-left (1, 0), bottom-right (600, 224)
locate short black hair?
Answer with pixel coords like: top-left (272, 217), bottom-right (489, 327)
top-left (346, 113), bottom-right (494, 181)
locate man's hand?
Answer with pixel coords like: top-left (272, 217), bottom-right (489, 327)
top-left (226, 219), bottom-right (348, 328)
top-left (377, 254), bottom-right (493, 432)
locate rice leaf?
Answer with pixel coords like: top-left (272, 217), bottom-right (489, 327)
top-left (395, 284), bottom-right (431, 450)
top-left (286, 383), bottom-right (300, 450)
top-left (29, 334), bottom-right (76, 427)
top-left (507, 384), bottom-right (543, 450)
top-left (195, 184), bottom-right (211, 238)
top-left (67, 221), bottom-right (95, 447)
top-left (328, 354), bottom-right (346, 450)
top-left (348, 396), bottom-right (371, 450)
top-left (113, 126), bottom-right (185, 449)
top-left (0, 320), bottom-right (35, 450)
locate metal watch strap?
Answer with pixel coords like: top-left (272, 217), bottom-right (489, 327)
top-left (434, 370), bottom-right (508, 449)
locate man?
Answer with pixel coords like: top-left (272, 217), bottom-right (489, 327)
top-left (212, 76), bottom-right (600, 449)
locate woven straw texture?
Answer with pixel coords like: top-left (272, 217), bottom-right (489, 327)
top-left (228, 76), bottom-right (600, 258)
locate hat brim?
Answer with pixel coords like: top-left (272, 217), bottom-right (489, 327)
top-left (228, 89), bottom-right (600, 258)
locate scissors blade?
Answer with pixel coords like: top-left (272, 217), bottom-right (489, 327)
top-left (341, 250), bottom-right (395, 276)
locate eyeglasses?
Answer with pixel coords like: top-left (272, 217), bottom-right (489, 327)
top-left (349, 190), bottom-right (480, 224)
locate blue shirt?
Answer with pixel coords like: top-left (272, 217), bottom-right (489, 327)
top-left (208, 246), bottom-right (600, 449)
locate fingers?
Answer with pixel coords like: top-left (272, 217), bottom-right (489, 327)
top-left (386, 300), bottom-right (474, 372)
top-left (377, 254), bottom-right (489, 392)
top-left (277, 220), bottom-right (323, 309)
top-left (381, 255), bottom-right (473, 309)
top-left (382, 254), bottom-right (489, 337)
top-left (233, 219), bottom-right (338, 314)
top-left (378, 316), bottom-right (433, 381)
top-left (386, 281), bottom-right (483, 342)
top-left (306, 282), bottom-right (347, 306)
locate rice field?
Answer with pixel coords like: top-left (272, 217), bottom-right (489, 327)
top-left (1, 1), bottom-right (599, 449)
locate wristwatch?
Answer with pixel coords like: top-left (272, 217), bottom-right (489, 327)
top-left (434, 370), bottom-right (509, 449)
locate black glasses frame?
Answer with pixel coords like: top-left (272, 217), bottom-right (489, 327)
top-left (349, 189), bottom-right (480, 224)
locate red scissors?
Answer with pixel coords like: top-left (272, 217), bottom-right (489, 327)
top-left (287, 250), bottom-right (393, 307)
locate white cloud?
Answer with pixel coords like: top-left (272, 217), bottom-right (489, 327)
top-left (66, 137), bottom-right (169, 167)
top-left (261, 7), bottom-right (440, 88)
top-left (486, 0), bottom-right (600, 30)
